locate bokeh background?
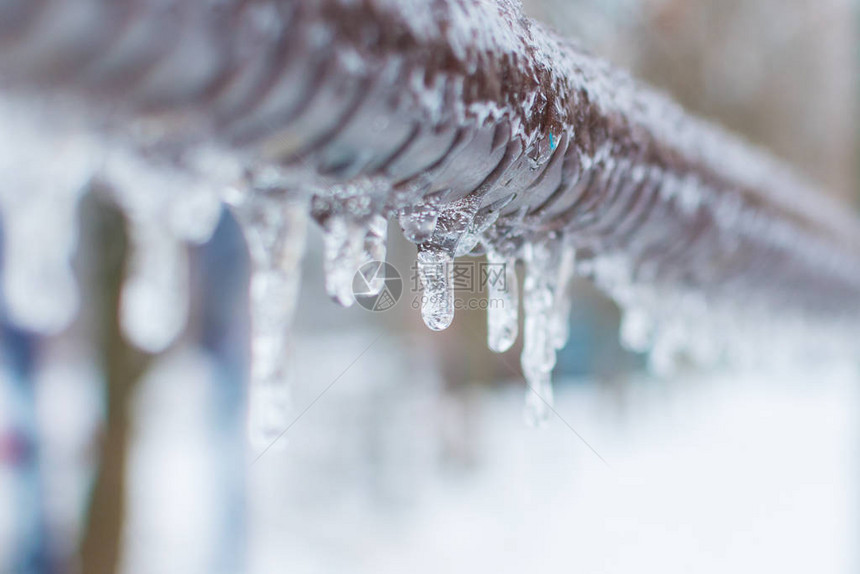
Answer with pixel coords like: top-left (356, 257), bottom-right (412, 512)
top-left (1, 1), bottom-right (858, 572)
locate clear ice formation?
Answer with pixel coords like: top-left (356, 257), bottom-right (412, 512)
top-left (322, 214), bottom-right (366, 307)
top-left (520, 240), bottom-right (564, 427)
top-left (486, 248), bottom-right (518, 353)
top-left (229, 190), bottom-right (308, 448)
top-left (417, 247), bottom-right (455, 331)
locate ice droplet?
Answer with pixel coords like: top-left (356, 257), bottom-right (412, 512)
top-left (521, 240), bottom-right (561, 427)
top-left (120, 222), bottom-right (189, 353)
top-left (230, 191), bottom-right (307, 448)
top-left (486, 249), bottom-right (519, 353)
top-left (103, 151), bottom-right (200, 352)
top-left (417, 247), bottom-right (455, 331)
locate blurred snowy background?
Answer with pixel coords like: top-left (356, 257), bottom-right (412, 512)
top-left (1, 0), bottom-right (859, 573)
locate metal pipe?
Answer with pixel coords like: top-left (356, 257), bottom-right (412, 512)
top-left (1, 0), bottom-right (859, 325)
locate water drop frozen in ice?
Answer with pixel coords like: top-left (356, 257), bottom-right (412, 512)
top-left (417, 247), bottom-right (455, 331)
top-left (398, 203), bottom-right (439, 244)
top-left (486, 249), bottom-right (519, 353)
top-left (230, 191), bottom-right (308, 447)
top-left (520, 240), bottom-right (561, 427)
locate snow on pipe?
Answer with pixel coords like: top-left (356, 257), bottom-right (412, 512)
top-left (1, 0), bottom-right (860, 426)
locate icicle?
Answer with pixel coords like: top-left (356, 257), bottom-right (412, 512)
top-left (362, 214), bottom-right (388, 295)
top-left (102, 151), bottom-right (198, 352)
top-left (411, 194), bottom-right (481, 330)
top-left (521, 240), bottom-right (561, 427)
top-left (486, 248), bottom-right (519, 353)
top-left (321, 214), bottom-right (366, 307)
top-left (2, 193), bottom-right (82, 334)
top-left (549, 246), bottom-right (576, 350)
top-left (119, 170), bottom-right (224, 352)
top-left (230, 191), bottom-right (308, 448)
top-left (0, 98), bottom-right (97, 333)
top-left (120, 222), bottom-right (189, 353)
top-left (417, 247), bottom-right (454, 331)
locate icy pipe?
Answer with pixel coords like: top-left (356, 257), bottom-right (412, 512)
top-left (1, 0), bottom-right (859, 420)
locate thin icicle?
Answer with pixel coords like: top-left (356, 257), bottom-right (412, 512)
top-left (321, 214), bottom-right (367, 307)
top-left (230, 191), bottom-right (308, 448)
top-left (362, 214), bottom-right (388, 295)
top-left (486, 249), bottom-right (519, 353)
top-left (521, 240), bottom-right (561, 427)
top-left (120, 222), bottom-right (190, 353)
top-left (417, 247), bottom-right (455, 331)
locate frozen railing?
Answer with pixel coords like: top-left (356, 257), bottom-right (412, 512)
top-left (1, 0), bottom-right (860, 425)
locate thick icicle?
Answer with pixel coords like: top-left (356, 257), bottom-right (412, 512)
top-left (417, 247), bottom-right (455, 331)
top-left (521, 240), bottom-right (561, 427)
top-left (413, 194), bottom-right (481, 330)
top-left (486, 249), bottom-right (519, 353)
top-left (0, 99), bottom-right (97, 333)
top-left (103, 152), bottom-right (198, 352)
top-left (230, 190), bottom-right (308, 448)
